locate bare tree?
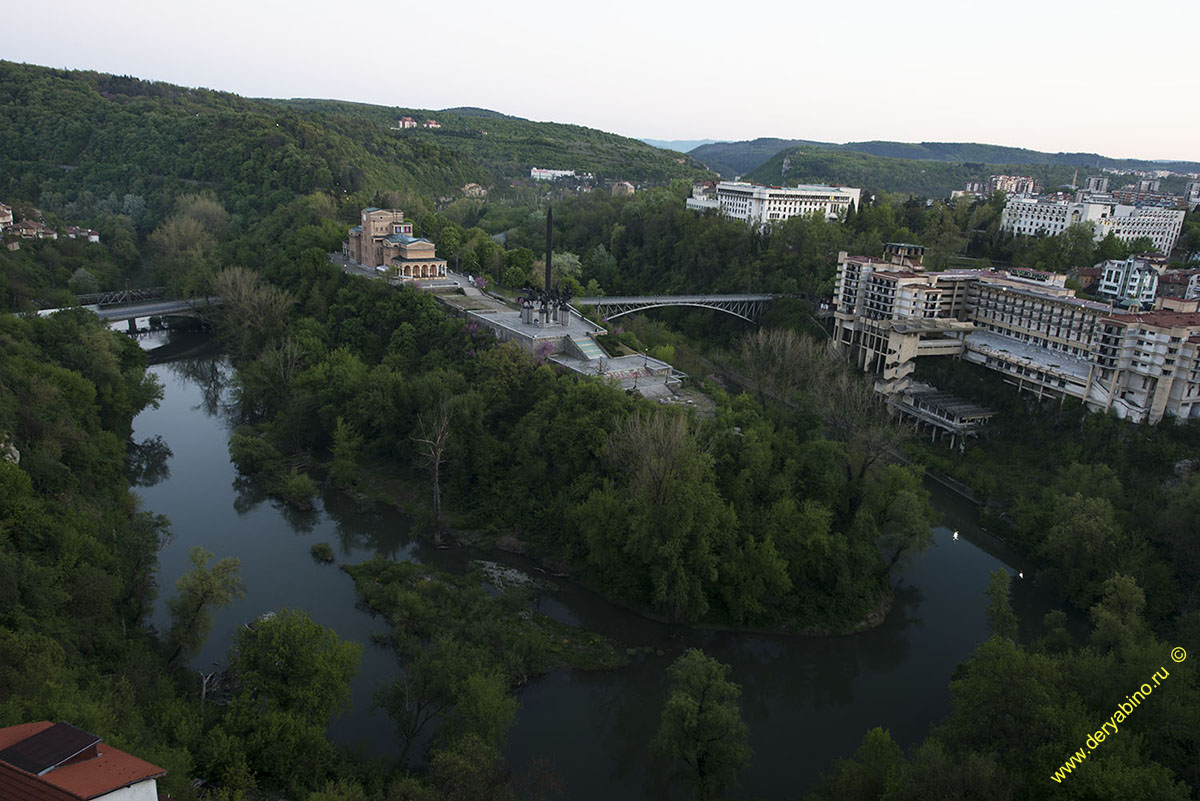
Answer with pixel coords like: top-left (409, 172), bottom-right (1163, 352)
top-left (260, 336), bottom-right (305, 386)
top-left (608, 410), bottom-right (692, 508)
top-left (413, 398), bottom-right (454, 541)
top-left (212, 266), bottom-right (295, 360)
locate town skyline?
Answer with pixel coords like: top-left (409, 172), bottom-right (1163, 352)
top-left (4, 0), bottom-right (1197, 164)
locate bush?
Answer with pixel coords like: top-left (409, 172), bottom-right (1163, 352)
top-left (310, 542), bottom-right (335, 563)
top-left (279, 470), bottom-right (319, 511)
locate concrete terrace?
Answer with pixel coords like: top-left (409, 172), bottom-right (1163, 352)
top-left (964, 329), bottom-right (1093, 381)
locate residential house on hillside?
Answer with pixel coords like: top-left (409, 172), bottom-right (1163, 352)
top-left (64, 225), bottom-right (101, 243)
top-left (394, 116), bottom-right (417, 129)
top-left (12, 220), bottom-right (57, 240)
top-left (0, 203), bottom-right (12, 228)
top-left (422, 119), bottom-right (441, 129)
top-left (0, 721), bottom-right (166, 801)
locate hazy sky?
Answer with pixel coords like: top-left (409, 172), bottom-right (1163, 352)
top-left (5, 0), bottom-right (1198, 162)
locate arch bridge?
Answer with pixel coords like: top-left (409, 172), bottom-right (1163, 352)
top-left (574, 294), bottom-right (777, 325)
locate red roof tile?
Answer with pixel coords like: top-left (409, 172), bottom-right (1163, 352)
top-left (0, 724), bottom-right (165, 801)
top-left (1103, 310), bottom-right (1200, 328)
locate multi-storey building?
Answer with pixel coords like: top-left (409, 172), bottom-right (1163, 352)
top-left (834, 251), bottom-right (1200, 422)
top-left (344, 208), bottom-right (447, 280)
top-left (1086, 175), bottom-right (1110, 193)
top-left (1092, 311), bottom-right (1200, 422)
top-left (1104, 188), bottom-right (1185, 208)
top-left (990, 175), bottom-right (1037, 194)
top-left (1001, 196), bottom-right (1184, 254)
top-left (688, 181), bottom-right (861, 225)
top-left (1186, 181), bottom-right (1200, 210)
top-left (1096, 255), bottom-right (1166, 308)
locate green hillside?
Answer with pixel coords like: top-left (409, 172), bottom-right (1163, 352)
top-left (0, 61), bottom-right (706, 235)
top-left (275, 98), bottom-right (709, 183)
top-left (0, 62), bottom-right (491, 225)
top-left (693, 137), bottom-right (1200, 181)
top-left (749, 148), bottom-right (1084, 198)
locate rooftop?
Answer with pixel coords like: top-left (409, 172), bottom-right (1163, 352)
top-left (0, 722), bottom-right (165, 801)
top-left (1102, 310), bottom-right (1200, 329)
top-left (964, 330), bottom-right (1093, 381)
top-left (382, 233), bottom-right (432, 245)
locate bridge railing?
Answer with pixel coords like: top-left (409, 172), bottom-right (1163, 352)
top-left (74, 286), bottom-right (168, 306)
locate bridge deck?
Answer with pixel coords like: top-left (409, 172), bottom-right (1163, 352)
top-left (576, 294), bottom-right (775, 304)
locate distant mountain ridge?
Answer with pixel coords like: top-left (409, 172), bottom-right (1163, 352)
top-left (640, 138), bottom-right (722, 153)
top-left (691, 137), bottom-right (1200, 179)
top-left (743, 147), bottom-right (1195, 200)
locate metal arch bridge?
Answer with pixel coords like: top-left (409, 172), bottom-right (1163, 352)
top-left (574, 294), bottom-right (777, 324)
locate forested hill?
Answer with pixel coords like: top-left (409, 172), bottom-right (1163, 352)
top-left (0, 61), bottom-right (705, 231)
top-left (744, 149), bottom-right (1081, 198)
top-left (275, 98), bottom-right (708, 183)
top-left (691, 137), bottom-right (1200, 179)
top-left (0, 61), bottom-right (491, 224)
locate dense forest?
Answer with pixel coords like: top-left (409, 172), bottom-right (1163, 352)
top-left (2, 58), bottom-right (1199, 800)
top-left (276, 99), bottom-right (708, 184)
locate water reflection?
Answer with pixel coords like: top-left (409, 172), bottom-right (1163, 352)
top-left (164, 353), bottom-right (229, 417)
top-left (127, 434), bottom-right (173, 487)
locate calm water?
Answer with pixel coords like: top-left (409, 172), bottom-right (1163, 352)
top-left (134, 334), bottom-right (1068, 800)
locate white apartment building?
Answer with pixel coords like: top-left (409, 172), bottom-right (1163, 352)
top-left (690, 181), bottom-right (861, 225)
top-left (1001, 197), bottom-right (1185, 254)
top-left (530, 168), bottom-right (577, 181)
top-left (1096, 256), bottom-right (1164, 308)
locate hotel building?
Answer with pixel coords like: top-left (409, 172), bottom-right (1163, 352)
top-left (687, 181), bottom-right (861, 224)
top-left (834, 250), bottom-right (1200, 422)
top-left (1001, 197), bottom-right (1185, 254)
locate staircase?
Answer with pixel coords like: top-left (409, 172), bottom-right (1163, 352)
top-left (570, 334), bottom-right (606, 361)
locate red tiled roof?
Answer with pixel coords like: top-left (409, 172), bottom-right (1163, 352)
top-left (1103, 310), bottom-right (1200, 328)
top-left (0, 724), bottom-right (165, 801)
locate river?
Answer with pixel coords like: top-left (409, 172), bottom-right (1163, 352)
top-left (134, 334), bottom-right (1071, 800)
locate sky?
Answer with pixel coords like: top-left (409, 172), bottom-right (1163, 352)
top-left (4, 0), bottom-right (1198, 162)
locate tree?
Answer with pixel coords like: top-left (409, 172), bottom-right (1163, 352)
top-left (444, 671), bottom-right (517, 750)
top-left (213, 266), bottom-right (296, 359)
top-left (329, 416), bottom-right (363, 488)
top-left (233, 608), bottom-right (361, 726)
top-left (413, 396), bottom-right (453, 539)
top-left (655, 649), bottom-right (751, 801)
top-left (149, 214), bottom-right (218, 296)
top-left (165, 547), bottom-right (245, 668)
top-left (985, 569), bottom-right (1018, 641)
top-left (807, 727), bottom-right (904, 801)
